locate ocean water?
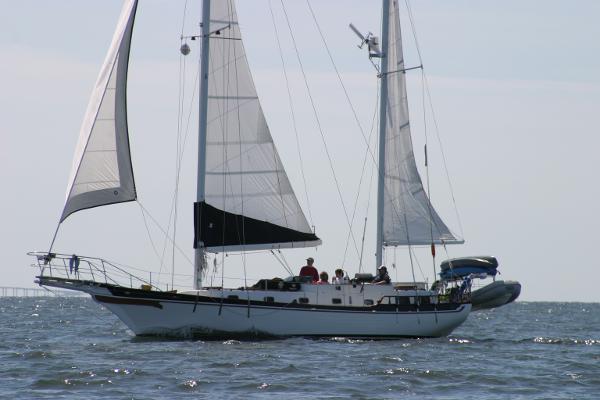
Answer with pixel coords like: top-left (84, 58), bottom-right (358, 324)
top-left (0, 298), bottom-right (598, 399)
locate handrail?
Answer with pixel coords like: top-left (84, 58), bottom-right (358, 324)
top-left (28, 251), bottom-right (162, 291)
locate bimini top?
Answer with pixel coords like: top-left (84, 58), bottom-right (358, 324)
top-left (439, 256), bottom-right (498, 280)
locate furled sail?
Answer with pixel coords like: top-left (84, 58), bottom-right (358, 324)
top-left (196, 0), bottom-right (320, 251)
top-left (381, 0), bottom-right (462, 246)
top-left (60, 0), bottom-right (138, 222)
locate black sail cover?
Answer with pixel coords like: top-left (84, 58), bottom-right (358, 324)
top-left (194, 202), bottom-right (320, 251)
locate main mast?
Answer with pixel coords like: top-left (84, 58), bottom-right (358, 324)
top-left (375, 0), bottom-right (390, 269)
top-left (194, 0), bottom-right (212, 290)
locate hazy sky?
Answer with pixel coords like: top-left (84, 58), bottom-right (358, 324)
top-left (2, 1), bottom-right (599, 302)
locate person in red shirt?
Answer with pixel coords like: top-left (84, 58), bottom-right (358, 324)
top-left (299, 257), bottom-right (319, 283)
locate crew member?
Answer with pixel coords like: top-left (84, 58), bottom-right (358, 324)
top-left (299, 257), bottom-right (319, 282)
top-left (373, 265), bottom-right (391, 285)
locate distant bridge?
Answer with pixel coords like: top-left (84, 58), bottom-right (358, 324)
top-left (0, 286), bottom-right (86, 298)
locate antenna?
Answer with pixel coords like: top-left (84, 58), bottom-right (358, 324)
top-left (349, 23), bottom-right (366, 47)
top-left (349, 22), bottom-right (382, 58)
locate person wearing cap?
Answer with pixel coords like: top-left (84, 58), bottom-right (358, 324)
top-left (373, 265), bottom-right (391, 285)
top-left (299, 257), bottom-right (319, 283)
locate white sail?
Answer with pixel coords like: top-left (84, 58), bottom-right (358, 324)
top-left (382, 0), bottom-right (462, 246)
top-left (199, 0), bottom-right (320, 251)
top-left (60, 0), bottom-right (138, 222)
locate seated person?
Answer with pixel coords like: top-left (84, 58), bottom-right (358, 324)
top-left (318, 271), bottom-right (329, 284)
top-left (299, 257), bottom-right (319, 283)
top-left (373, 265), bottom-right (391, 285)
top-left (333, 268), bottom-right (348, 284)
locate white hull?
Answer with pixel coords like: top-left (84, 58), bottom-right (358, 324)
top-left (102, 296), bottom-right (470, 338)
top-left (39, 278), bottom-right (470, 338)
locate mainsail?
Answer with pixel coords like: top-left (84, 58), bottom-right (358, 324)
top-left (60, 0), bottom-right (138, 222)
top-left (381, 0), bottom-right (462, 246)
top-left (194, 0), bottom-right (320, 252)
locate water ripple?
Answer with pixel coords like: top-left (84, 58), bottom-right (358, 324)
top-left (533, 336), bottom-right (599, 345)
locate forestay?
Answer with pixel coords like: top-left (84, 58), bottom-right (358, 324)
top-left (60, 0), bottom-right (138, 222)
top-left (198, 0), bottom-right (320, 251)
top-left (381, 0), bottom-right (462, 246)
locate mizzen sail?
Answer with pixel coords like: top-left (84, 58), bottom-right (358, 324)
top-left (60, 0), bottom-right (138, 222)
top-left (195, 0), bottom-right (320, 252)
top-left (381, 0), bottom-right (461, 246)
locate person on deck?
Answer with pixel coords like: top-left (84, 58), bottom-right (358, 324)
top-left (373, 265), bottom-right (391, 285)
top-left (333, 268), bottom-right (348, 284)
top-left (318, 271), bottom-right (329, 284)
top-left (299, 257), bottom-right (319, 283)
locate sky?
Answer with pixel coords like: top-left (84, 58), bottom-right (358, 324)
top-left (1, 0), bottom-right (600, 302)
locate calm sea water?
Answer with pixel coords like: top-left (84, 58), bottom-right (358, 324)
top-left (0, 298), bottom-right (598, 399)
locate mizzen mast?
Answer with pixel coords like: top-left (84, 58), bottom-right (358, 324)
top-left (375, 0), bottom-right (391, 270)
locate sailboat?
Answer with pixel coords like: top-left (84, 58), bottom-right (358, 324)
top-left (31, 0), bottom-right (471, 338)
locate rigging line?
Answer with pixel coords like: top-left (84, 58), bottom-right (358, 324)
top-left (204, 19), bottom-right (231, 257)
top-left (47, 223), bottom-right (61, 255)
top-left (403, 0), bottom-right (423, 65)
top-left (137, 202), bottom-right (163, 266)
top-left (359, 104), bottom-right (379, 272)
top-left (306, 0), bottom-right (381, 262)
top-left (157, 45), bottom-right (200, 285)
top-left (389, 64), bottom-right (417, 279)
top-left (271, 250), bottom-right (293, 276)
top-left (421, 68), bottom-right (438, 280)
top-left (155, 22), bottom-right (199, 286)
top-left (360, 138), bottom-right (378, 272)
top-left (227, 0), bottom-right (249, 301)
top-left (409, 246), bottom-right (427, 283)
top-left (306, 0), bottom-right (378, 168)
top-left (171, 0), bottom-right (192, 290)
top-left (136, 201), bottom-right (194, 266)
top-left (423, 74), bottom-right (464, 238)
top-left (213, 8), bottom-right (245, 267)
top-left (341, 125), bottom-right (371, 266)
top-left (277, 249), bottom-right (294, 276)
top-left (220, 49), bottom-right (237, 259)
top-left (306, 0), bottom-right (416, 268)
top-left (280, 0), bottom-right (361, 259)
top-left (101, 257), bottom-right (193, 280)
top-left (393, 247), bottom-right (398, 281)
top-left (358, 133), bottom-right (376, 272)
top-left (404, 0), bottom-right (464, 239)
top-left (268, 0), bottom-right (313, 226)
top-left (218, 8), bottom-right (246, 260)
top-left (342, 82), bottom-right (380, 267)
top-left (162, 65), bottom-right (200, 264)
top-left (219, 251), bottom-right (225, 315)
top-left (180, 0), bottom-right (189, 36)
top-left (171, 62), bottom-right (183, 288)
top-left (172, 20), bottom-right (189, 291)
